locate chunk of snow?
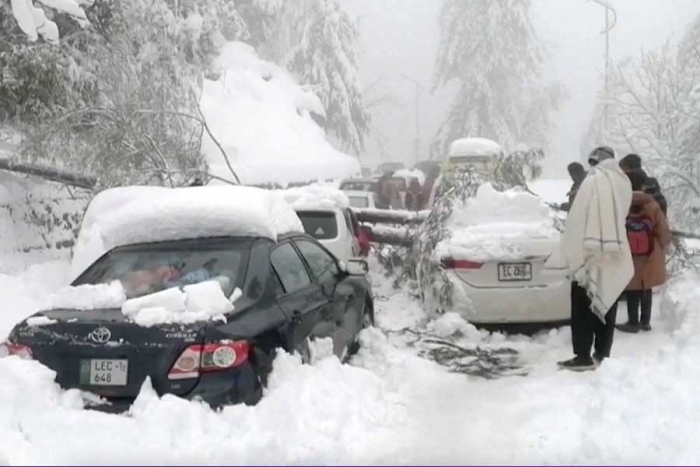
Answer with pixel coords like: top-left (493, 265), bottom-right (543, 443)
top-left (183, 281), bottom-right (234, 315)
top-left (436, 183), bottom-right (559, 262)
top-left (71, 185), bottom-right (303, 280)
top-left (49, 281), bottom-right (126, 311)
top-left (121, 288), bottom-right (186, 318)
top-left (25, 316), bottom-right (57, 327)
top-left (201, 42), bottom-right (360, 186)
top-left (449, 137), bottom-right (503, 157)
top-left (122, 281), bottom-right (234, 327)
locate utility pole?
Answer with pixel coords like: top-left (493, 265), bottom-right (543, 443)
top-left (589, 0), bottom-right (617, 140)
top-left (399, 74), bottom-right (423, 164)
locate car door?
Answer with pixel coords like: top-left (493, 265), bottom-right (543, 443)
top-left (269, 241), bottom-right (328, 355)
top-left (294, 239), bottom-right (359, 358)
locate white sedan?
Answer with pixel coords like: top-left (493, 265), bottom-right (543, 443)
top-left (428, 184), bottom-right (570, 325)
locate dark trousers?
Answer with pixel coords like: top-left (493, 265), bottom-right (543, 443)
top-left (571, 282), bottom-right (618, 359)
top-left (627, 290), bottom-right (652, 325)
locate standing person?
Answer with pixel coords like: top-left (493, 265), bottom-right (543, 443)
top-left (617, 169), bottom-right (672, 333)
top-left (374, 173), bottom-right (392, 209)
top-left (642, 177), bottom-right (668, 216)
top-left (560, 162), bottom-right (587, 212)
top-left (405, 178), bottom-right (425, 211)
top-left (546, 146), bottom-right (634, 371)
top-left (619, 153), bottom-right (642, 173)
top-left (422, 166), bottom-right (441, 209)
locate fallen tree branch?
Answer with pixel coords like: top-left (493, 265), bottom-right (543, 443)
top-left (0, 157), bottom-right (96, 190)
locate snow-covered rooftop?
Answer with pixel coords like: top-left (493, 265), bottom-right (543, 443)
top-left (70, 185), bottom-right (303, 280)
top-left (201, 42), bottom-right (360, 186)
top-left (449, 137), bottom-right (504, 157)
top-left (280, 185), bottom-right (350, 210)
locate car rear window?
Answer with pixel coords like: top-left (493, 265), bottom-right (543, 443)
top-left (296, 211), bottom-right (339, 240)
top-left (340, 181), bottom-right (375, 191)
top-left (74, 239), bottom-right (249, 300)
top-left (348, 196), bottom-right (369, 209)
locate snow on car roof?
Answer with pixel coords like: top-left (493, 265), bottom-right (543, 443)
top-left (70, 185), bottom-right (303, 280)
top-left (436, 184), bottom-right (559, 262)
top-left (280, 185), bottom-right (350, 210)
top-left (449, 138), bottom-right (503, 157)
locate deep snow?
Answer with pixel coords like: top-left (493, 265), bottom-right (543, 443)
top-left (2, 252), bottom-right (700, 464)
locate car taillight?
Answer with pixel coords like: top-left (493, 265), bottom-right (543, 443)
top-left (168, 341), bottom-right (250, 380)
top-left (0, 342), bottom-right (33, 360)
top-left (441, 258), bottom-right (484, 270)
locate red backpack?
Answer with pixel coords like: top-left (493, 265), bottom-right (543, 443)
top-left (626, 212), bottom-right (655, 256)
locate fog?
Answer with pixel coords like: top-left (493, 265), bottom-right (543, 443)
top-left (341, 0), bottom-right (699, 176)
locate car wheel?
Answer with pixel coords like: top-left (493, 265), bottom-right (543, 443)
top-left (346, 297), bottom-right (374, 359)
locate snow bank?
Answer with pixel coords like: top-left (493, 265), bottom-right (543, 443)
top-left (449, 137), bottom-right (503, 156)
top-left (71, 185), bottom-right (303, 280)
top-left (436, 183), bottom-right (560, 262)
top-left (201, 42), bottom-right (360, 186)
top-left (279, 184), bottom-right (350, 210)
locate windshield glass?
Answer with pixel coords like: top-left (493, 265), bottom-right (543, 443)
top-left (296, 211), bottom-right (339, 240)
top-left (74, 239), bottom-right (250, 300)
top-left (348, 196), bottom-right (369, 209)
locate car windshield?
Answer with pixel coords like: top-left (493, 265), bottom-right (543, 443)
top-left (348, 196), bottom-right (369, 209)
top-left (296, 211), bottom-right (339, 240)
top-left (74, 239), bottom-right (250, 300)
top-left (340, 180), bottom-right (375, 191)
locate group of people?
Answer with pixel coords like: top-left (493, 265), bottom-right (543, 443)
top-left (550, 147), bottom-right (672, 371)
top-left (374, 169), bottom-right (440, 211)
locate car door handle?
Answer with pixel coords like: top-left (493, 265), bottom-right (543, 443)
top-left (292, 310), bottom-right (302, 323)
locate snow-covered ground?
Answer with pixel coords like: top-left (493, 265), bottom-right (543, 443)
top-left (2, 251), bottom-right (700, 464)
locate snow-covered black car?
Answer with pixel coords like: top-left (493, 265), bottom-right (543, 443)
top-left (0, 186), bottom-right (375, 412)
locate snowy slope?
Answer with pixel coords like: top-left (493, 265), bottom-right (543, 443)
top-left (3, 254), bottom-right (700, 464)
top-left (201, 42), bottom-right (361, 186)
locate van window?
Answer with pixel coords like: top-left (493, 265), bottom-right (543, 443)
top-left (296, 211), bottom-right (339, 240)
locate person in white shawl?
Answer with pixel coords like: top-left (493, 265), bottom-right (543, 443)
top-left (546, 146), bottom-right (634, 371)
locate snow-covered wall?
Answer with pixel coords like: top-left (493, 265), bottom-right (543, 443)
top-left (0, 172), bottom-right (88, 273)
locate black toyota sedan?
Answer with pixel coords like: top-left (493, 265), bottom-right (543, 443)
top-left (1, 234), bottom-right (374, 412)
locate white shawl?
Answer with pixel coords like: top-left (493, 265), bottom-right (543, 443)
top-left (546, 159), bottom-right (634, 321)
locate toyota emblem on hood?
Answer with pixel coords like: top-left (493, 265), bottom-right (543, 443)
top-left (89, 327), bottom-right (111, 344)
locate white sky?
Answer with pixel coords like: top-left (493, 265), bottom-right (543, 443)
top-left (340, 0), bottom-right (700, 176)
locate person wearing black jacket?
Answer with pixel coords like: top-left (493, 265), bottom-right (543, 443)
top-left (560, 162), bottom-right (586, 212)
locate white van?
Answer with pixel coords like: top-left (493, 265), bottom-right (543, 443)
top-left (444, 137), bottom-right (503, 173)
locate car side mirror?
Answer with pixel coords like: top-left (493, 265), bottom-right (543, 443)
top-left (345, 259), bottom-right (368, 276)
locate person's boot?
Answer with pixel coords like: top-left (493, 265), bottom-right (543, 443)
top-left (616, 322), bottom-right (640, 333)
top-left (640, 323), bottom-right (652, 332)
top-left (558, 356), bottom-right (596, 372)
top-left (593, 353), bottom-right (605, 366)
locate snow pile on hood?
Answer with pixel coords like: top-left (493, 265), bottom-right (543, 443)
top-left (201, 42), bottom-right (360, 186)
top-left (46, 280), bottom-right (239, 327)
top-left (71, 185), bottom-right (303, 280)
top-left (449, 137), bottom-right (503, 156)
top-left (436, 183), bottom-right (559, 262)
top-left (280, 185), bottom-right (350, 210)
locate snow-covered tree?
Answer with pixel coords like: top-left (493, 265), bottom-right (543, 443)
top-left (266, 0), bottom-right (371, 154)
top-left (432, 0), bottom-right (555, 156)
top-left (10, 0), bottom-right (92, 44)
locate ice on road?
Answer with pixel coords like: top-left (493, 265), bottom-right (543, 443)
top-left (1, 259), bottom-right (700, 464)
